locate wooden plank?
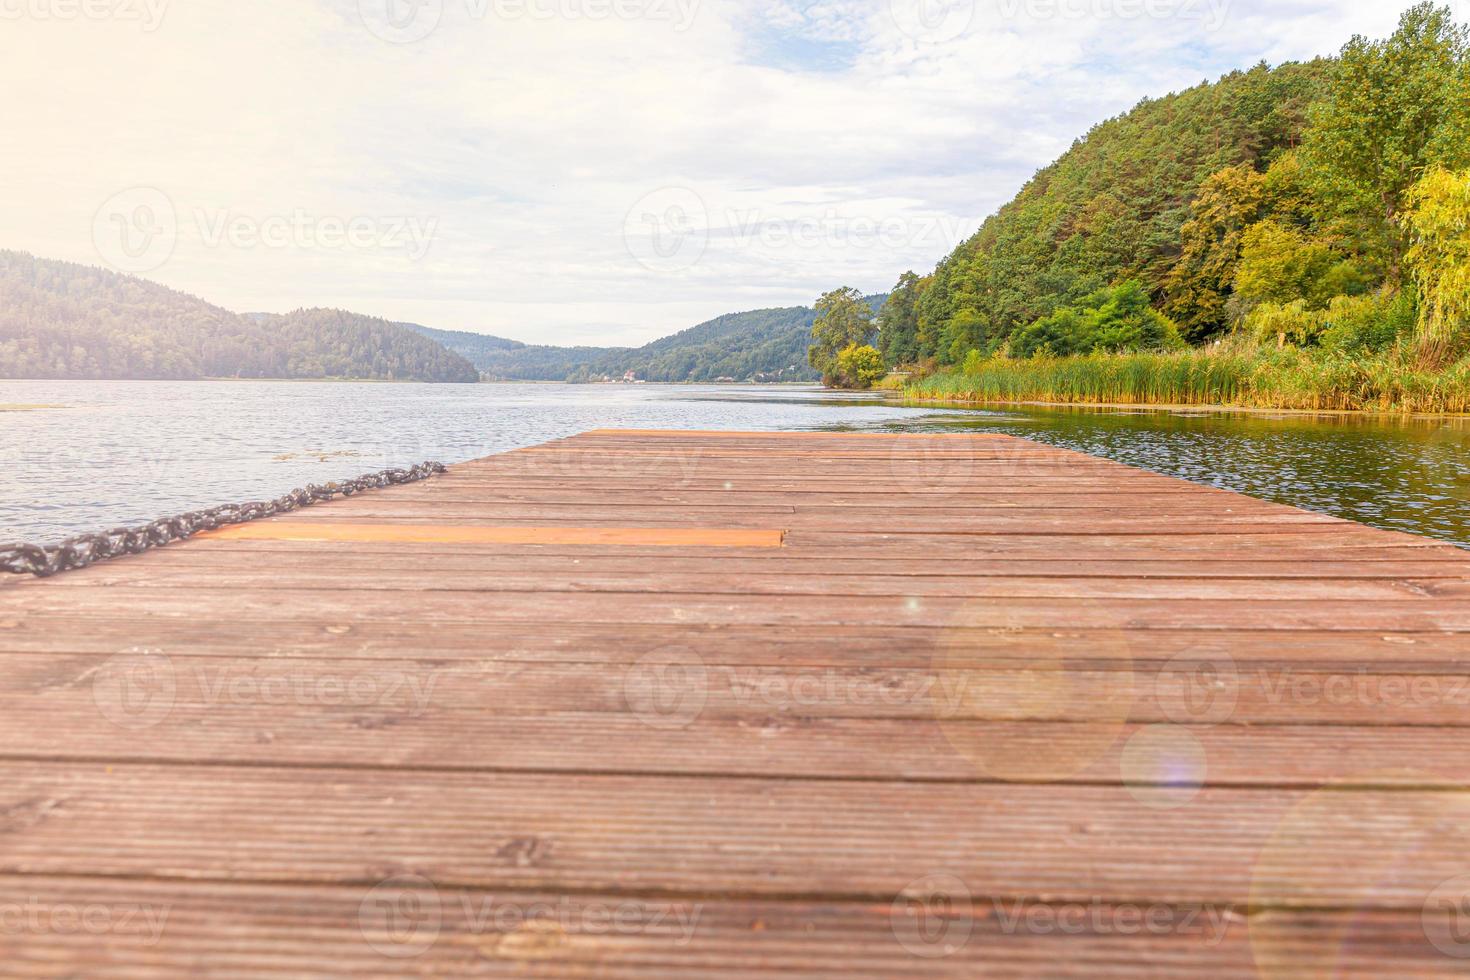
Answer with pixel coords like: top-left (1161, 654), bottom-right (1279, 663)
top-left (204, 524), bottom-right (787, 548)
top-left (2, 620), bottom-right (1466, 669)
top-left (11, 875), bottom-right (1459, 979)
top-left (40, 567), bottom-right (1470, 601)
top-left (0, 762), bottom-right (1467, 910)
top-left (8, 587), bottom-right (1470, 632)
top-left (23, 549), bottom-right (1470, 579)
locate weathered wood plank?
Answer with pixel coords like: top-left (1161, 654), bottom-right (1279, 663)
top-left (7, 587), bottom-right (1470, 631)
top-left (1, 620), bottom-right (1464, 669)
top-left (24, 549), bottom-right (1470, 579)
top-left (41, 567), bottom-right (1470, 601)
top-left (0, 762), bottom-right (1466, 910)
top-left (0, 875), bottom-right (1457, 978)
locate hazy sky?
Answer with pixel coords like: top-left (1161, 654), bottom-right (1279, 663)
top-left (1, 0), bottom-right (1430, 345)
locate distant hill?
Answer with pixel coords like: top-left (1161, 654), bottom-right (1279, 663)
top-left (0, 248), bottom-right (881, 384)
top-left (402, 322), bottom-right (630, 382)
top-left (407, 296), bottom-right (886, 383)
top-left (258, 309), bottom-right (480, 383)
top-left (0, 251), bottom-right (478, 382)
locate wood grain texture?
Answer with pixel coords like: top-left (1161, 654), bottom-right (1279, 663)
top-left (3, 428), bottom-right (1470, 977)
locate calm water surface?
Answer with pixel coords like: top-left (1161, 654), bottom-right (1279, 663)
top-left (1, 380), bottom-right (1466, 547)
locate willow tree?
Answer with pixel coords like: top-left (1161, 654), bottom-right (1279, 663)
top-left (1407, 167), bottom-right (1470, 367)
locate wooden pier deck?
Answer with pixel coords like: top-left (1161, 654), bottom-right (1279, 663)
top-left (2, 428), bottom-right (1470, 976)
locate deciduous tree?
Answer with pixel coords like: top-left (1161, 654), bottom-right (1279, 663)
top-left (809, 287), bottom-right (875, 385)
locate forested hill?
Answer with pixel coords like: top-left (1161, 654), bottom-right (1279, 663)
top-left (594, 306), bottom-right (827, 383)
top-left (409, 297), bottom-right (886, 382)
top-left (878, 59), bottom-right (1331, 363)
top-left (880, 3), bottom-right (1470, 369)
top-left (256, 309), bottom-right (480, 383)
top-left (0, 252), bottom-right (479, 382)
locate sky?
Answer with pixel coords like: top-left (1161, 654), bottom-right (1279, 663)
top-left (0, 0), bottom-right (1432, 346)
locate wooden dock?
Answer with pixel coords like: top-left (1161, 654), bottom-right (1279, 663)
top-left (2, 428), bottom-right (1470, 976)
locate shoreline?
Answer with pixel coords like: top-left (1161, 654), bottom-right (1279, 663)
top-left (0, 377), bottom-right (825, 388)
top-left (896, 392), bottom-right (1470, 421)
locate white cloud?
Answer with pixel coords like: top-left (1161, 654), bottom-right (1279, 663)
top-left (0, 0), bottom-right (1419, 344)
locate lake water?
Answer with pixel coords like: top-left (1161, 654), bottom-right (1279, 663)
top-left (2, 380), bottom-right (1467, 548)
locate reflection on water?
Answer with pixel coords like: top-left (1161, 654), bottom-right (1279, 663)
top-left (0, 380), bottom-right (1466, 548)
top-left (882, 402), bottom-right (1470, 548)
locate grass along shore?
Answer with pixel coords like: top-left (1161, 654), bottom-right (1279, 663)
top-left (900, 346), bottom-right (1470, 414)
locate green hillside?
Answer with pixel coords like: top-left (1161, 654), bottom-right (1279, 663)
top-left (0, 252), bottom-right (479, 382)
top-left (877, 58), bottom-right (1330, 362)
top-left (413, 298), bottom-right (885, 383)
top-left (886, 3), bottom-right (1470, 412)
top-left (576, 306), bottom-right (828, 383)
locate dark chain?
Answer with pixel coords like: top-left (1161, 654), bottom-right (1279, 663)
top-left (0, 462), bottom-right (448, 578)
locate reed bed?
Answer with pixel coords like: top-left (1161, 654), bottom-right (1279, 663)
top-left (905, 349), bottom-right (1470, 414)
